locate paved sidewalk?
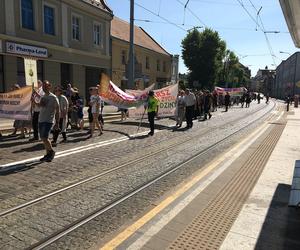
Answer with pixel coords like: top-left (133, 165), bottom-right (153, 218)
top-left (100, 104), bottom-right (300, 250)
top-left (220, 106), bottom-right (300, 249)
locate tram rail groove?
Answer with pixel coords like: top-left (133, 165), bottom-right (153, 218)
top-left (0, 102), bottom-right (276, 218)
top-left (26, 102), bottom-right (279, 250)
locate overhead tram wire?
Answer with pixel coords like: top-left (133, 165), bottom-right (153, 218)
top-left (132, 1), bottom-right (187, 32)
top-left (247, 0), bottom-right (277, 67)
top-left (175, 0), bottom-right (207, 27)
top-left (236, 0), bottom-right (277, 67)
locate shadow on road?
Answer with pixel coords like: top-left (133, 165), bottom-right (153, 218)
top-left (0, 160), bottom-right (43, 175)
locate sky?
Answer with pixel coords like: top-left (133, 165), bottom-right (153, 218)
top-left (106, 0), bottom-right (298, 77)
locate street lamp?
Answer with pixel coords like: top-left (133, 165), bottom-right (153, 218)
top-left (186, 26), bottom-right (202, 32)
top-left (279, 51), bottom-right (292, 55)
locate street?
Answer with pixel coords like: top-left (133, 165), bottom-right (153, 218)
top-left (0, 101), bottom-right (279, 249)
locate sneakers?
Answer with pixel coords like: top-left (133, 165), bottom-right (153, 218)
top-left (40, 150), bottom-right (55, 162)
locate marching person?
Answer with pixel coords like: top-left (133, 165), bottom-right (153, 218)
top-left (203, 90), bottom-right (212, 120)
top-left (175, 90), bottom-right (186, 128)
top-left (38, 81), bottom-right (60, 162)
top-left (146, 90), bottom-right (159, 136)
top-left (52, 86), bottom-right (69, 145)
top-left (257, 93), bottom-right (261, 104)
top-left (89, 87), bottom-right (103, 138)
top-left (184, 89), bottom-right (196, 129)
top-left (29, 80), bottom-right (43, 142)
top-left (224, 92), bottom-right (231, 112)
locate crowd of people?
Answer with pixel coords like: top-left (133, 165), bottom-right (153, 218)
top-left (0, 81), bottom-right (105, 162)
top-left (0, 82), bottom-right (271, 162)
top-left (174, 89), bottom-right (269, 129)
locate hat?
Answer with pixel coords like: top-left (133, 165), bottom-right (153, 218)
top-left (149, 90), bottom-right (154, 96)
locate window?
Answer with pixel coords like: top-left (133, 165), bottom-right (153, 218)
top-left (17, 57), bottom-right (26, 87)
top-left (61, 63), bottom-right (71, 88)
top-left (157, 60), bottom-right (161, 71)
top-left (0, 56), bottom-right (4, 92)
top-left (93, 23), bottom-right (102, 46)
top-left (72, 15), bottom-right (80, 40)
top-left (121, 50), bottom-right (127, 65)
top-left (21, 0), bottom-right (34, 30)
top-left (163, 61), bottom-right (166, 72)
top-left (146, 56), bottom-right (150, 69)
top-left (44, 5), bottom-right (55, 35)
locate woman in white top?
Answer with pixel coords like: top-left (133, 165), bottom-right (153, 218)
top-left (89, 87), bottom-right (103, 138)
top-left (175, 90), bottom-right (186, 127)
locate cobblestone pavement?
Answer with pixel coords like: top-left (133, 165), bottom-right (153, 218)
top-left (0, 102), bottom-right (278, 249)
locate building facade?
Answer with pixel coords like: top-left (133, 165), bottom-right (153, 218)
top-left (0, 0), bottom-right (112, 101)
top-left (275, 52), bottom-right (300, 99)
top-left (252, 67), bottom-right (276, 96)
top-left (111, 17), bottom-right (172, 90)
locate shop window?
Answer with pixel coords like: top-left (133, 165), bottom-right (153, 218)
top-left (0, 56), bottom-right (4, 92)
top-left (21, 0), bottom-right (34, 30)
top-left (37, 60), bottom-right (44, 82)
top-left (146, 56), bottom-right (150, 69)
top-left (61, 63), bottom-right (71, 88)
top-left (44, 5), bottom-right (55, 35)
top-left (17, 57), bottom-right (26, 87)
top-left (93, 22), bottom-right (102, 46)
top-left (17, 58), bottom-right (43, 87)
top-left (72, 15), bottom-right (81, 41)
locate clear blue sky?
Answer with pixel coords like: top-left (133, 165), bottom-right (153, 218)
top-left (106, 0), bottom-right (298, 77)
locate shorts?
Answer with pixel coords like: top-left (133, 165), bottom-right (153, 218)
top-left (39, 122), bottom-right (53, 139)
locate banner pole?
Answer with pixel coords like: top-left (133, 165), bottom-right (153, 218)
top-left (137, 108), bottom-right (146, 133)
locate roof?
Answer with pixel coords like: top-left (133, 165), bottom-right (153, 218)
top-left (279, 0), bottom-right (300, 48)
top-left (81, 0), bottom-right (113, 14)
top-left (111, 17), bottom-right (170, 56)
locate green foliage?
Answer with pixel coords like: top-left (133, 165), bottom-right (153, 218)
top-left (182, 28), bottom-right (226, 89)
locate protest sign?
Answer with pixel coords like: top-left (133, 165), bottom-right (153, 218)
top-left (99, 73), bottom-right (154, 109)
top-left (0, 86), bottom-right (32, 120)
top-left (128, 84), bottom-right (178, 118)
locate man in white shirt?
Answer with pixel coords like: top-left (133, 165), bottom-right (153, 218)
top-left (184, 89), bottom-right (196, 128)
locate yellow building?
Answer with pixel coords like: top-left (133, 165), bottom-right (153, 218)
top-left (111, 17), bottom-right (172, 90)
top-left (0, 0), bottom-right (112, 101)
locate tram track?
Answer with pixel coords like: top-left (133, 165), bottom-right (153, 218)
top-left (0, 102), bottom-right (276, 219)
top-left (19, 102), bottom-right (281, 250)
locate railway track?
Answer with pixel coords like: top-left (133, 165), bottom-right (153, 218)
top-left (12, 102), bottom-right (280, 250)
top-left (0, 102), bottom-right (275, 218)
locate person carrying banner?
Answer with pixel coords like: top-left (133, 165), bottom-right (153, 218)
top-left (145, 90), bottom-right (159, 136)
top-left (38, 81), bottom-right (60, 162)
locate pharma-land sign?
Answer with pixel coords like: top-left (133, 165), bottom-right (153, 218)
top-left (6, 42), bottom-right (48, 58)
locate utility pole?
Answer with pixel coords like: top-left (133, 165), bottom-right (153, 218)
top-left (128, 0), bottom-right (135, 89)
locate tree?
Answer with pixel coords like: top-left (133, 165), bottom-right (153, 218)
top-left (182, 28), bottom-right (226, 90)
